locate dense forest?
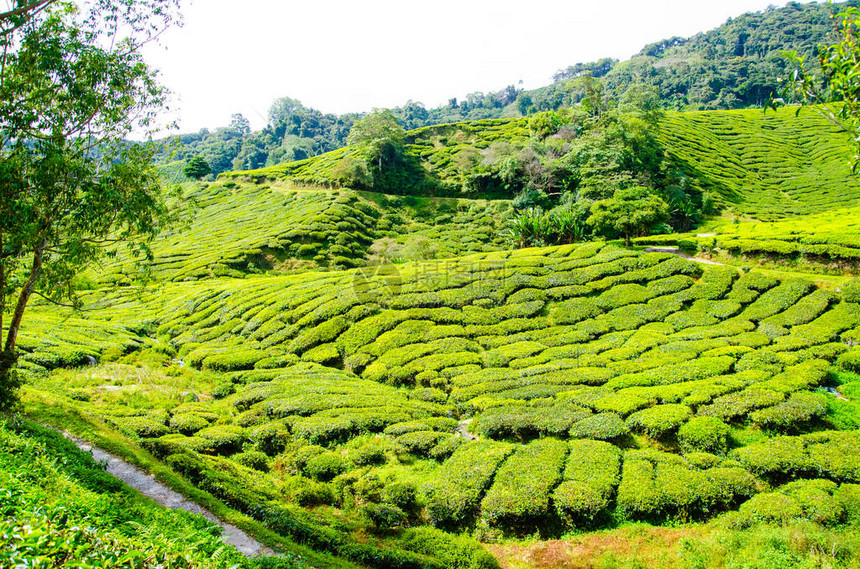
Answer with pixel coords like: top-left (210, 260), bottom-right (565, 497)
top-left (160, 1), bottom-right (858, 178)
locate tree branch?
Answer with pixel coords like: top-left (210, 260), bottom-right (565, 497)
top-left (32, 290), bottom-right (89, 311)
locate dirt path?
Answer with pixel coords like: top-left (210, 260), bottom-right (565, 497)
top-left (457, 419), bottom-right (477, 440)
top-left (65, 433), bottom-right (276, 558)
top-left (643, 246), bottom-right (730, 267)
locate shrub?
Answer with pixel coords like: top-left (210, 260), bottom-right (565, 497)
top-left (347, 438), bottom-right (389, 466)
top-left (233, 450), bottom-right (270, 472)
top-left (248, 422), bottom-right (291, 456)
top-left (424, 441), bottom-right (515, 529)
top-left (211, 381), bottom-right (236, 399)
top-left (678, 416), bottom-right (730, 454)
top-left (779, 479), bottom-right (844, 526)
top-left (396, 431), bottom-right (451, 457)
top-left (738, 279), bottom-right (815, 322)
top-left (836, 484), bottom-right (860, 524)
top-left (399, 527), bottom-right (500, 569)
top-left (111, 416), bottom-right (170, 439)
top-left (705, 467), bottom-right (758, 506)
top-left (804, 431), bottom-right (860, 482)
top-left (699, 388), bottom-right (785, 421)
top-left (750, 391), bottom-right (829, 432)
top-left (384, 418), bottom-right (458, 436)
top-left (616, 451), bottom-right (665, 519)
top-left (732, 436), bottom-right (812, 480)
top-left (569, 413), bottom-right (629, 440)
top-left (288, 477), bottom-right (336, 507)
top-left (363, 503), bottom-right (408, 533)
top-left (617, 449), bottom-right (756, 521)
top-left (552, 440), bottom-right (621, 527)
top-left (480, 438), bottom-right (568, 534)
top-left (428, 435), bottom-right (465, 461)
top-left (677, 239), bottom-right (698, 254)
top-left (843, 280), bottom-right (860, 304)
top-left (837, 349), bottom-right (860, 373)
top-left (304, 452), bottom-right (350, 482)
top-left (470, 402), bottom-right (591, 441)
top-left (202, 349), bottom-right (268, 372)
top-left (168, 413), bottom-right (210, 435)
top-left (626, 404), bottom-right (692, 439)
top-left (735, 493), bottom-right (804, 526)
top-left (758, 359), bottom-right (830, 393)
top-left (684, 452), bottom-right (722, 470)
top-left (383, 481), bottom-right (419, 515)
top-left (197, 425), bottom-right (246, 455)
top-left (144, 434), bottom-right (213, 458)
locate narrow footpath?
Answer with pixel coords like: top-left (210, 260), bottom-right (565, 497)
top-left (643, 246), bottom-right (729, 266)
top-left (65, 433), bottom-right (276, 558)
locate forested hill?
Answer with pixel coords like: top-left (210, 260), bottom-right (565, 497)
top-left (159, 0), bottom-right (855, 179)
top-left (539, 0), bottom-right (856, 112)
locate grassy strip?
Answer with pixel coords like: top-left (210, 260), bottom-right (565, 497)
top-left (21, 387), bottom-right (361, 569)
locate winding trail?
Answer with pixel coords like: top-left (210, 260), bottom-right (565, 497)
top-left (64, 433), bottom-right (276, 558)
top-left (643, 246), bottom-right (729, 267)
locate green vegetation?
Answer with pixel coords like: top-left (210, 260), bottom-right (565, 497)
top-left (9, 4), bottom-right (860, 566)
top-left (0, 418), bottom-right (335, 569)
top-left (10, 239), bottom-right (860, 562)
top-left (158, 2), bottom-right (857, 180)
top-left (0, 0), bottom-right (175, 410)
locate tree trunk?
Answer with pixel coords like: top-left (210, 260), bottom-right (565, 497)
top-left (3, 243), bottom-right (44, 360)
top-left (0, 243), bottom-right (42, 412)
top-left (0, 349), bottom-right (20, 411)
top-left (0, 229), bottom-right (4, 353)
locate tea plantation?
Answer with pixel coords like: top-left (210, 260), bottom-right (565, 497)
top-left (96, 181), bottom-right (512, 283)
top-left (9, 102), bottom-right (860, 567)
top-left (15, 237), bottom-right (860, 566)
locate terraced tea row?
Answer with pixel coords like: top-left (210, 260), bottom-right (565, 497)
top-left (97, 181), bottom-right (511, 283)
top-left (18, 242), bottom-right (860, 539)
top-left (636, 206), bottom-right (860, 267)
top-left (658, 107), bottom-right (860, 220)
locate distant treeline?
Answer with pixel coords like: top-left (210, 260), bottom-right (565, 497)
top-left (158, 0), bottom-right (857, 178)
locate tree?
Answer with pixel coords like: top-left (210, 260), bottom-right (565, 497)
top-left (229, 113), bottom-right (251, 137)
top-left (184, 156), bottom-right (212, 180)
top-left (0, 1), bottom-right (179, 410)
top-left (346, 109), bottom-right (406, 171)
top-left (588, 187), bottom-right (669, 245)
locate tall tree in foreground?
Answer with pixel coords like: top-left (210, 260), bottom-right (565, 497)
top-left (0, 0), bottom-right (181, 410)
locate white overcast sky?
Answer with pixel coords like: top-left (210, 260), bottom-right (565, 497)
top-left (142, 0), bottom-right (801, 133)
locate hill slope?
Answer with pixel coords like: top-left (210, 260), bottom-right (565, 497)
top-left (18, 243), bottom-right (860, 553)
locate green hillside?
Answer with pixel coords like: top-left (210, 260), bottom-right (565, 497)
top-left (98, 180), bottom-right (512, 283)
top-left (162, 1), bottom-right (858, 178)
top-left (0, 418), bottom-right (351, 568)
top-left (95, 105), bottom-right (860, 288)
top-left (16, 241), bottom-right (860, 565)
top-left (659, 107), bottom-right (860, 220)
top-left (11, 1), bottom-right (860, 567)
